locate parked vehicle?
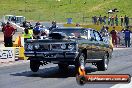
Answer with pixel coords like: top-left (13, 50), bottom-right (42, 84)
top-left (0, 21), bottom-right (6, 32)
top-left (24, 27), bottom-right (113, 72)
top-left (1, 15), bottom-right (25, 24)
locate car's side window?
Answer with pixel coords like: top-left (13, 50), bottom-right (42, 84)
top-left (90, 30), bottom-right (96, 41)
top-left (94, 31), bottom-right (102, 41)
top-left (80, 29), bottom-right (88, 39)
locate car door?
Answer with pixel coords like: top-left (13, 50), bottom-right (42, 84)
top-left (93, 31), bottom-right (106, 59)
top-left (85, 29), bottom-right (93, 59)
top-left (79, 29), bottom-right (92, 59)
top-left (88, 30), bottom-right (98, 59)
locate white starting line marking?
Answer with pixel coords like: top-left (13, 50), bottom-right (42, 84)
top-left (111, 78), bottom-right (132, 88)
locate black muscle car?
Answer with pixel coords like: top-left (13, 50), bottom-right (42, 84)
top-left (24, 27), bottom-right (113, 72)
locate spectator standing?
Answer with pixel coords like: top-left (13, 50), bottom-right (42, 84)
top-left (120, 16), bottom-right (124, 26)
top-left (123, 26), bottom-right (131, 47)
top-left (49, 21), bottom-right (58, 31)
top-left (97, 17), bottom-right (99, 25)
top-left (99, 15), bottom-right (103, 25)
top-left (93, 16), bottom-right (97, 24)
top-left (110, 27), bottom-right (118, 47)
top-left (108, 17), bottom-right (111, 25)
top-left (103, 16), bottom-right (106, 25)
top-left (115, 15), bottom-right (118, 26)
top-left (124, 15), bottom-right (127, 26)
top-left (117, 29), bottom-right (125, 45)
top-left (100, 26), bottom-right (108, 37)
top-left (126, 16), bottom-right (129, 27)
top-left (2, 22), bottom-right (15, 47)
top-left (111, 15), bottom-right (115, 26)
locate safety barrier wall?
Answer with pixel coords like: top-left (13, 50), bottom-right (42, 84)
top-left (13, 36), bottom-right (28, 60)
top-left (0, 47), bottom-right (28, 63)
top-left (0, 47), bottom-right (19, 63)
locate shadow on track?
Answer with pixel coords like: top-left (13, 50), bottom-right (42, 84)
top-left (10, 66), bottom-right (97, 78)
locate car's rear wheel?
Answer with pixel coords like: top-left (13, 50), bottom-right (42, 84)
top-left (30, 60), bottom-right (40, 72)
top-left (97, 54), bottom-right (109, 71)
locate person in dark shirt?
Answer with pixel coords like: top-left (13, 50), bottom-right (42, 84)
top-left (49, 21), bottom-right (58, 31)
top-left (126, 16), bottom-right (129, 27)
top-left (103, 16), bottom-right (106, 25)
top-left (108, 17), bottom-right (111, 25)
top-left (99, 15), bottom-right (103, 25)
top-left (111, 15), bottom-right (115, 26)
top-left (115, 15), bottom-right (118, 26)
top-left (124, 15), bottom-right (127, 26)
top-left (124, 26), bottom-right (131, 47)
top-left (93, 16), bottom-right (97, 24)
top-left (120, 16), bottom-right (124, 26)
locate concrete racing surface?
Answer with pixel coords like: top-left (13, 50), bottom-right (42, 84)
top-left (0, 48), bottom-right (132, 88)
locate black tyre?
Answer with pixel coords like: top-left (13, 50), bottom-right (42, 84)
top-left (75, 53), bottom-right (86, 74)
top-left (97, 54), bottom-right (109, 71)
top-left (30, 60), bottom-right (40, 72)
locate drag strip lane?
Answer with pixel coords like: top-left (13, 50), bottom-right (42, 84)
top-left (0, 48), bottom-right (132, 88)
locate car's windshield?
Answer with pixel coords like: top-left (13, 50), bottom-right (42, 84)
top-left (51, 28), bottom-right (88, 39)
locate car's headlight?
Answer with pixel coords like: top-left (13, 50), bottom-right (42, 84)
top-left (68, 44), bottom-right (75, 50)
top-left (34, 44), bottom-right (40, 49)
top-left (61, 44), bottom-right (66, 49)
top-left (27, 44), bottom-right (33, 50)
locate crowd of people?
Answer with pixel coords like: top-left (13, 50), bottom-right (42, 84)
top-left (22, 21), bottom-right (57, 39)
top-left (1, 19), bottom-right (132, 48)
top-left (1, 21), bottom-right (58, 47)
top-left (92, 15), bottom-right (130, 27)
top-left (100, 25), bottom-right (132, 47)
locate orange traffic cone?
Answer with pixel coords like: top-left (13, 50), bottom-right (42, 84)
top-left (78, 66), bottom-right (86, 76)
top-left (18, 36), bottom-right (21, 47)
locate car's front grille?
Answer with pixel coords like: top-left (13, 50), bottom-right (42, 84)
top-left (51, 44), bottom-right (61, 50)
top-left (39, 44), bottom-right (62, 51)
top-left (40, 44), bottom-right (51, 50)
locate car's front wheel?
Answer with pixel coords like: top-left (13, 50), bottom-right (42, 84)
top-left (96, 54), bottom-right (109, 71)
top-left (30, 60), bottom-right (40, 72)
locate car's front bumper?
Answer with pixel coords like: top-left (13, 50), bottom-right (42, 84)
top-left (24, 51), bottom-right (79, 61)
